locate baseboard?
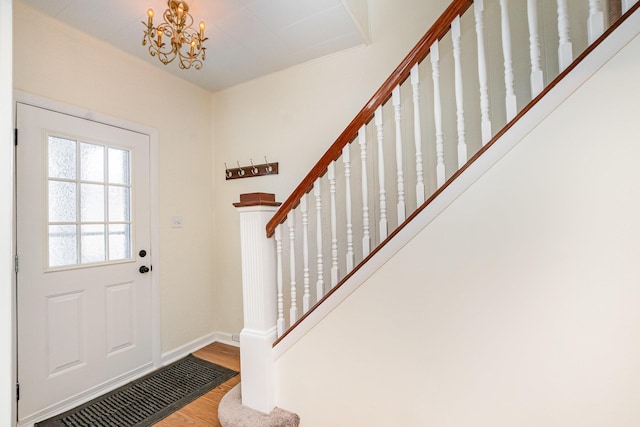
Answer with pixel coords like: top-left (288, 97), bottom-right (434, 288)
top-left (160, 331), bottom-right (239, 365)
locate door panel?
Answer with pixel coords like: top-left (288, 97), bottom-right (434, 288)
top-left (16, 103), bottom-right (153, 423)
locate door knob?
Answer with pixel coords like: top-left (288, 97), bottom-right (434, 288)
top-left (139, 265), bottom-right (150, 274)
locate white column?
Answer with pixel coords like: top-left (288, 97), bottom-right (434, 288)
top-left (343, 144), bottom-right (355, 273)
top-left (451, 16), bottom-right (467, 169)
top-left (475, 0), bottom-right (493, 145)
top-left (500, 0), bottom-right (518, 122)
top-left (359, 127), bottom-right (371, 257)
top-left (527, 0), bottom-right (544, 97)
top-left (375, 106), bottom-right (388, 239)
top-left (328, 161), bottom-right (339, 287)
top-left (410, 65), bottom-right (425, 205)
top-left (314, 179), bottom-right (325, 300)
top-left (392, 86), bottom-right (406, 224)
top-left (301, 194), bottom-right (310, 313)
top-left (557, 0), bottom-right (573, 71)
top-left (287, 211), bottom-right (297, 324)
top-left (275, 225), bottom-right (284, 337)
top-left (235, 194), bottom-right (280, 414)
top-left (588, 0), bottom-right (605, 44)
top-left (431, 40), bottom-right (446, 188)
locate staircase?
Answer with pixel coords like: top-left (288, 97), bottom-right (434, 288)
top-left (235, 0), bottom-right (640, 425)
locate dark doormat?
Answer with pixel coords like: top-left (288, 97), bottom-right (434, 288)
top-left (36, 354), bottom-right (239, 427)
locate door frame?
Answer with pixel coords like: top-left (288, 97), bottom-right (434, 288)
top-left (13, 91), bottom-right (161, 419)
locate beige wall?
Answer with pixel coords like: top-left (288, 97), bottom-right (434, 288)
top-left (13, 3), bottom-right (216, 352)
top-left (211, 0), bottom-right (451, 335)
top-left (273, 32), bottom-right (640, 426)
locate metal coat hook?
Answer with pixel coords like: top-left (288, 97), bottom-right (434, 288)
top-left (236, 161), bottom-right (245, 176)
top-left (224, 163), bottom-right (232, 179)
top-left (264, 156), bottom-right (273, 173)
top-left (250, 158), bottom-right (259, 175)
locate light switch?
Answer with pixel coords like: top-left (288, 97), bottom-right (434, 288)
top-left (170, 216), bottom-right (183, 228)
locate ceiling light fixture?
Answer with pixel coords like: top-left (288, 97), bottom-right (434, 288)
top-left (142, 1), bottom-right (207, 70)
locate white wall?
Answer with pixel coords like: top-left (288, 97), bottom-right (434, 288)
top-left (0, 0), bottom-right (15, 424)
top-left (273, 31), bottom-right (640, 426)
top-left (13, 3), bottom-right (216, 353)
top-left (211, 0), bottom-right (452, 335)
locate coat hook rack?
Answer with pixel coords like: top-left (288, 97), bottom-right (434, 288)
top-left (225, 157), bottom-right (279, 180)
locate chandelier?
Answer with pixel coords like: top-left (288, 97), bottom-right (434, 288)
top-left (142, 1), bottom-right (207, 70)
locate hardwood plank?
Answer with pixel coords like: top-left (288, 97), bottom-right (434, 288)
top-left (153, 342), bottom-right (240, 427)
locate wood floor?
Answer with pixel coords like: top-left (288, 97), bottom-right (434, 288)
top-left (154, 342), bottom-right (241, 427)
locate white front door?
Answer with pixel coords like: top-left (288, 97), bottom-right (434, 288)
top-left (16, 103), bottom-right (153, 423)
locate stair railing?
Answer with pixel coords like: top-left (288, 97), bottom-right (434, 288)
top-left (235, 0), bottom-right (639, 413)
top-left (265, 0), bottom-right (639, 344)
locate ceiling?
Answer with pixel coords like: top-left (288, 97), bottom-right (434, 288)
top-left (19, 0), bottom-right (368, 92)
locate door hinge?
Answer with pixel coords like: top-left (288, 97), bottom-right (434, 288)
top-left (14, 128), bottom-right (17, 146)
top-left (14, 254), bottom-right (18, 273)
top-left (16, 382), bottom-right (19, 401)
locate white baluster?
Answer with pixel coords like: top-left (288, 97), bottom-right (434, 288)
top-left (588, 0), bottom-right (605, 44)
top-left (342, 144), bottom-right (354, 273)
top-left (301, 194), bottom-right (310, 313)
top-left (500, 0), bottom-right (517, 122)
top-left (375, 106), bottom-right (388, 240)
top-left (475, 0), bottom-right (493, 145)
top-left (328, 162), bottom-right (339, 287)
top-left (392, 86), bottom-right (406, 224)
top-left (527, 0), bottom-right (544, 97)
top-left (287, 211), bottom-right (297, 325)
top-left (451, 16), bottom-right (467, 169)
top-left (410, 65), bottom-right (425, 205)
top-left (557, 0), bottom-right (573, 71)
top-left (431, 40), bottom-right (445, 188)
top-left (359, 127), bottom-right (371, 257)
top-left (314, 179), bottom-right (324, 300)
top-left (622, 0), bottom-right (637, 13)
top-left (275, 224), bottom-right (284, 337)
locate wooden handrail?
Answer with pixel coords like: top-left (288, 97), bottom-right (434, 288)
top-left (266, 0), bottom-right (474, 237)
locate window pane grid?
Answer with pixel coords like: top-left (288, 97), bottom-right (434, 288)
top-left (47, 135), bottom-right (133, 268)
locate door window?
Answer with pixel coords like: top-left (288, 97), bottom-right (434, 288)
top-left (47, 135), bottom-right (132, 268)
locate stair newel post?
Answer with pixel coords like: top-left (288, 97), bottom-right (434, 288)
top-left (375, 106), bottom-right (388, 240)
top-left (588, 0), bottom-right (605, 44)
top-left (342, 144), bottom-right (355, 273)
top-left (557, 0), bottom-right (574, 71)
top-left (359, 126), bottom-right (371, 257)
top-left (431, 39), bottom-right (446, 188)
top-left (527, 0), bottom-right (544, 97)
top-left (314, 179), bottom-right (325, 300)
top-left (499, 0), bottom-right (518, 122)
top-left (233, 193), bottom-right (281, 414)
top-left (328, 161), bottom-right (339, 287)
top-left (474, 0), bottom-right (493, 145)
top-left (301, 194), bottom-right (310, 313)
top-left (288, 210), bottom-right (298, 325)
top-left (451, 16), bottom-right (467, 169)
top-left (410, 65), bottom-right (425, 205)
top-left (392, 86), bottom-right (406, 224)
